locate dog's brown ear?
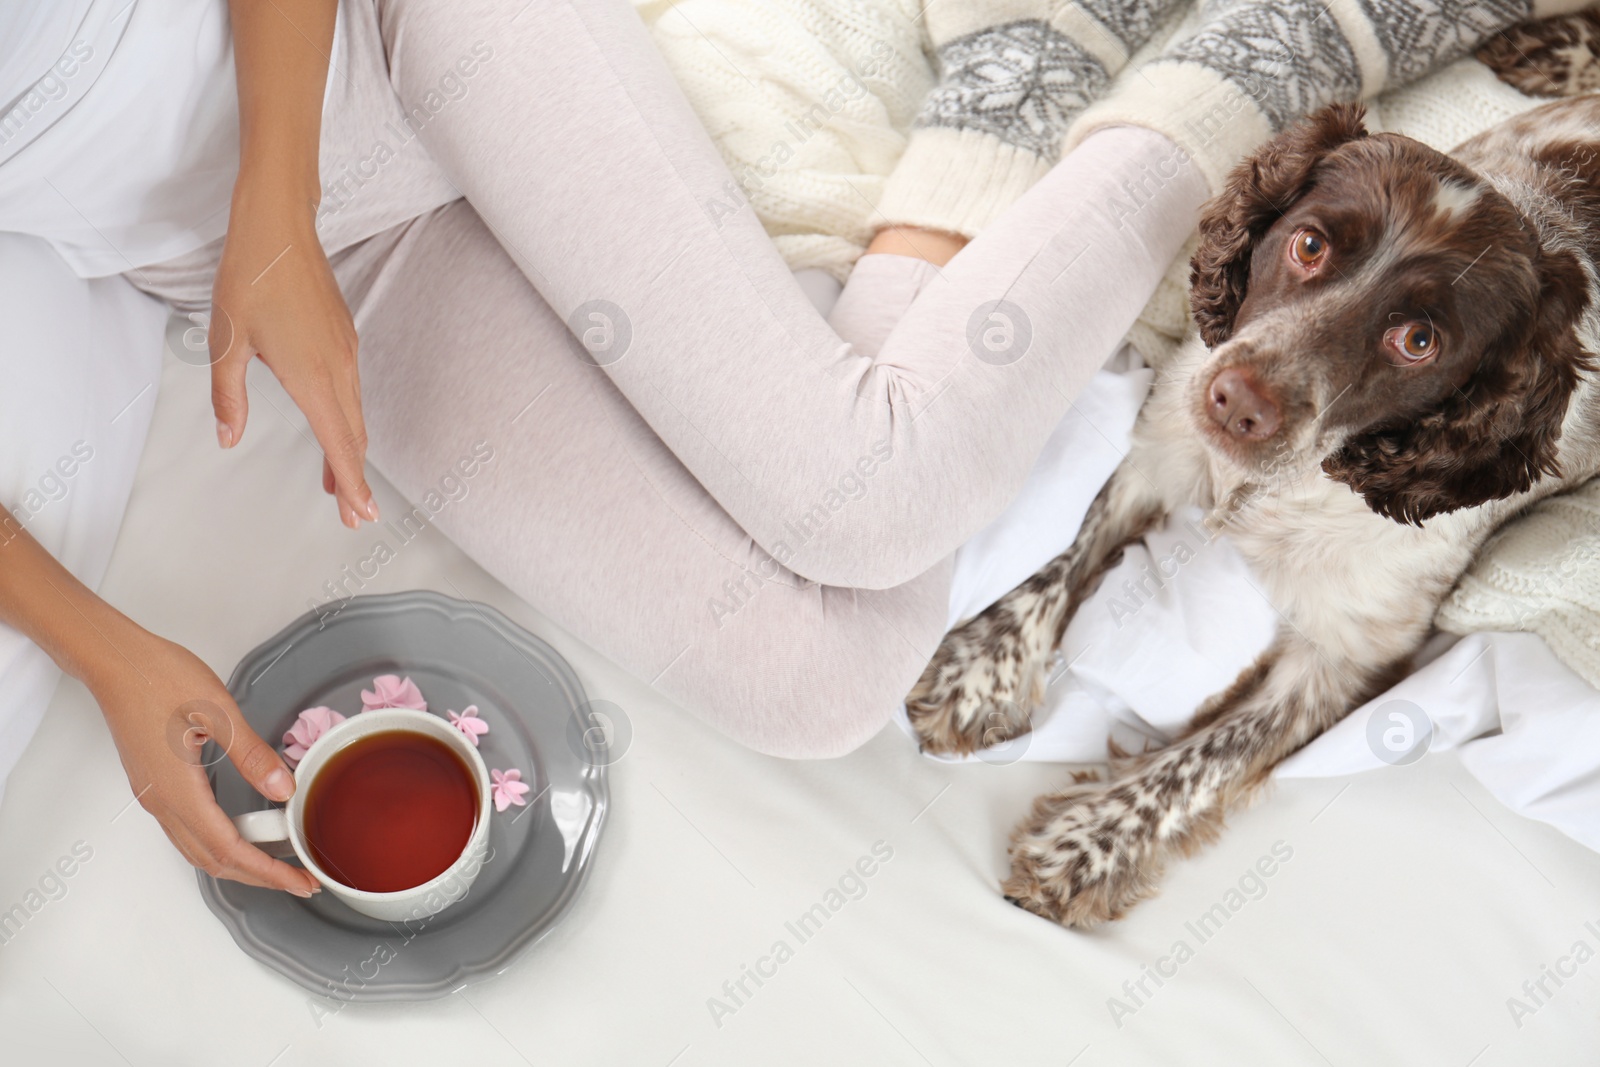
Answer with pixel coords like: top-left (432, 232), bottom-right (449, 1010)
top-left (1322, 246), bottom-right (1592, 524)
top-left (1190, 103), bottom-right (1369, 346)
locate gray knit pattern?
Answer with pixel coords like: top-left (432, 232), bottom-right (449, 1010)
top-left (917, 20), bottom-right (1110, 158)
top-left (1158, 0), bottom-right (1362, 131)
top-left (1357, 0), bottom-right (1530, 84)
top-left (1076, 0), bottom-right (1179, 54)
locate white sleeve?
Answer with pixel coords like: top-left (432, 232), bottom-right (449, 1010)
top-left (0, 232), bottom-right (165, 803)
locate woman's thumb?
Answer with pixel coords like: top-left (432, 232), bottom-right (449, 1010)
top-left (223, 710), bottom-right (295, 803)
top-left (209, 310), bottom-right (249, 448)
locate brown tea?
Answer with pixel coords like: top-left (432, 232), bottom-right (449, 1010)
top-left (302, 729), bottom-right (477, 893)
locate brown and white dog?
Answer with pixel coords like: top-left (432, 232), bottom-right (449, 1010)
top-left (907, 97), bottom-right (1600, 926)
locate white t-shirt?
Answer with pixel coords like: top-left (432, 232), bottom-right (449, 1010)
top-left (0, 0), bottom-right (459, 281)
top-left (0, 0), bottom-right (97, 117)
top-left (0, 0), bottom-right (239, 276)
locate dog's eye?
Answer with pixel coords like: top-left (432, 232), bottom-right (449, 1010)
top-left (1384, 322), bottom-right (1438, 364)
top-left (1289, 228), bottom-right (1328, 268)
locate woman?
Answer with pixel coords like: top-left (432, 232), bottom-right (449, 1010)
top-left (0, 0), bottom-right (1570, 895)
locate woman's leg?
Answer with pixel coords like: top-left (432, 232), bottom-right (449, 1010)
top-left (372, 0), bottom-right (1210, 591)
top-left (341, 201), bottom-right (949, 759)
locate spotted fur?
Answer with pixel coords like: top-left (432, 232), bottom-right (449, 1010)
top-left (906, 475), bottom-right (1161, 755)
top-left (1479, 10), bottom-right (1600, 98)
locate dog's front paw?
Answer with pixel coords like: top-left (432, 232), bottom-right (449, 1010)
top-left (905, 616), bottom-right (1047, 757)
top-left (1001, 785), bottom-right (1161, 927)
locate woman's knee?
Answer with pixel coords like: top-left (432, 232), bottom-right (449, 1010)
top-left (769, 499), bottom-right (1002, 592)
top-left (665, 574), bottom-right (948, 760)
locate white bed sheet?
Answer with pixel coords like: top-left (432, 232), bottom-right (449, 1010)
top-left (1, 315), bottom-right (1599, 1065)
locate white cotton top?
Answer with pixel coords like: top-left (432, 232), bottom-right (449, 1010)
top-left (0, 0), bottom-right (239, 276)
top-left (0, 0), bottom-right (460, 281)
top-left (0, 0), bottom-right (97, 117)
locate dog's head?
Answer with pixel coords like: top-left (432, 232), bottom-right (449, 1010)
top-left (1189, 103), bottom-right (1592, 524)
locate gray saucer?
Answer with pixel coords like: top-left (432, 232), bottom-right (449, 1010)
top-left (199, 590), bottom-right (608, 1001)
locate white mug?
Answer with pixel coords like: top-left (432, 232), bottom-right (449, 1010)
top-left (233, 708), bottom-right (493, 922)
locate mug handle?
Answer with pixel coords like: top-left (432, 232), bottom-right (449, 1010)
top-left (233, 809), bottom-right (297, 860)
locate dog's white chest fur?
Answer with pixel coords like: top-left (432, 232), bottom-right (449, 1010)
top-left (1221, 479), bottom-right (1474, 664)
top-left (1134, 349), bottom-right (1485, 666)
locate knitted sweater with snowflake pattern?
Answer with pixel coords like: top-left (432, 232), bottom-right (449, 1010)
top-left (890, 0), bottom-right (1600, 236)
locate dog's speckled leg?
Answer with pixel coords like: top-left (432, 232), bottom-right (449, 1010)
top-left (906, 466), bottom-right (1164, 757)
top-left (1003, 636), bottom-right (1398, 926)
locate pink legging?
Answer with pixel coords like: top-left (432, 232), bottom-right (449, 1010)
top-left (330, 0), bottom-right (1209, 757)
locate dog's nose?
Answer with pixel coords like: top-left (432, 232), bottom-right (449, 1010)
top-left (1206, 367), bottom-right (1281, 440)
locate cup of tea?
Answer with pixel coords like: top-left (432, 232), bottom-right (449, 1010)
top-left (232, 708), bottom-right (492, 921)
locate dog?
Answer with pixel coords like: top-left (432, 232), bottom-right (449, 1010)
top-left (907, 97), bottom-right (1600, 927)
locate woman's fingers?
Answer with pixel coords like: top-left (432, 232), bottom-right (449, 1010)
top-left (156, 818), bottom-right (211, 871)
top-left (341, 351), bottom-right (371, 507)
top-left (165, 702), bottom-right (320, 894)
top-left (285, 368), bottom-right (376, 528)
top-left (158, 810), bottom-right (302, 892)
top-left (208, 316), bottom-right (251, 450)
top-left (93, 631), bottom-right (325, 896)
top-left (183, 793), bottom-right (320, 894)
top-left (141, 769), bottom-right (317, 894)
top-left (327, 350), bottom-right (375, 526)
top-left (212, 332), bottom-right (371, 527)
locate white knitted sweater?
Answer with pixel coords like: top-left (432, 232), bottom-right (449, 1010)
top-left (636, 0), bottom-right (933, 280)
top-left (636, 0), bottom-right (1587, 275)
top-left (635, 0), bottom-right (1189, 278)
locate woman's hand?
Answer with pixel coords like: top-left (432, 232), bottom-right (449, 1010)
top-left (89, 627), bottom-right (320, 896)
top-left (2, 513), bottom-right (317, 896)
top-left (215, 0), bottom-right (367, 527)
top-left (209, 180), bottom-right (377, 529)
top-left (865, 225), bottom-right (969, 266)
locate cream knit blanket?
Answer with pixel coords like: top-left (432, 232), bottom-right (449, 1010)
top-left (636, 0), bottom-right (1600, 688)
top-left (635, 0), bottom-right (934, 281)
